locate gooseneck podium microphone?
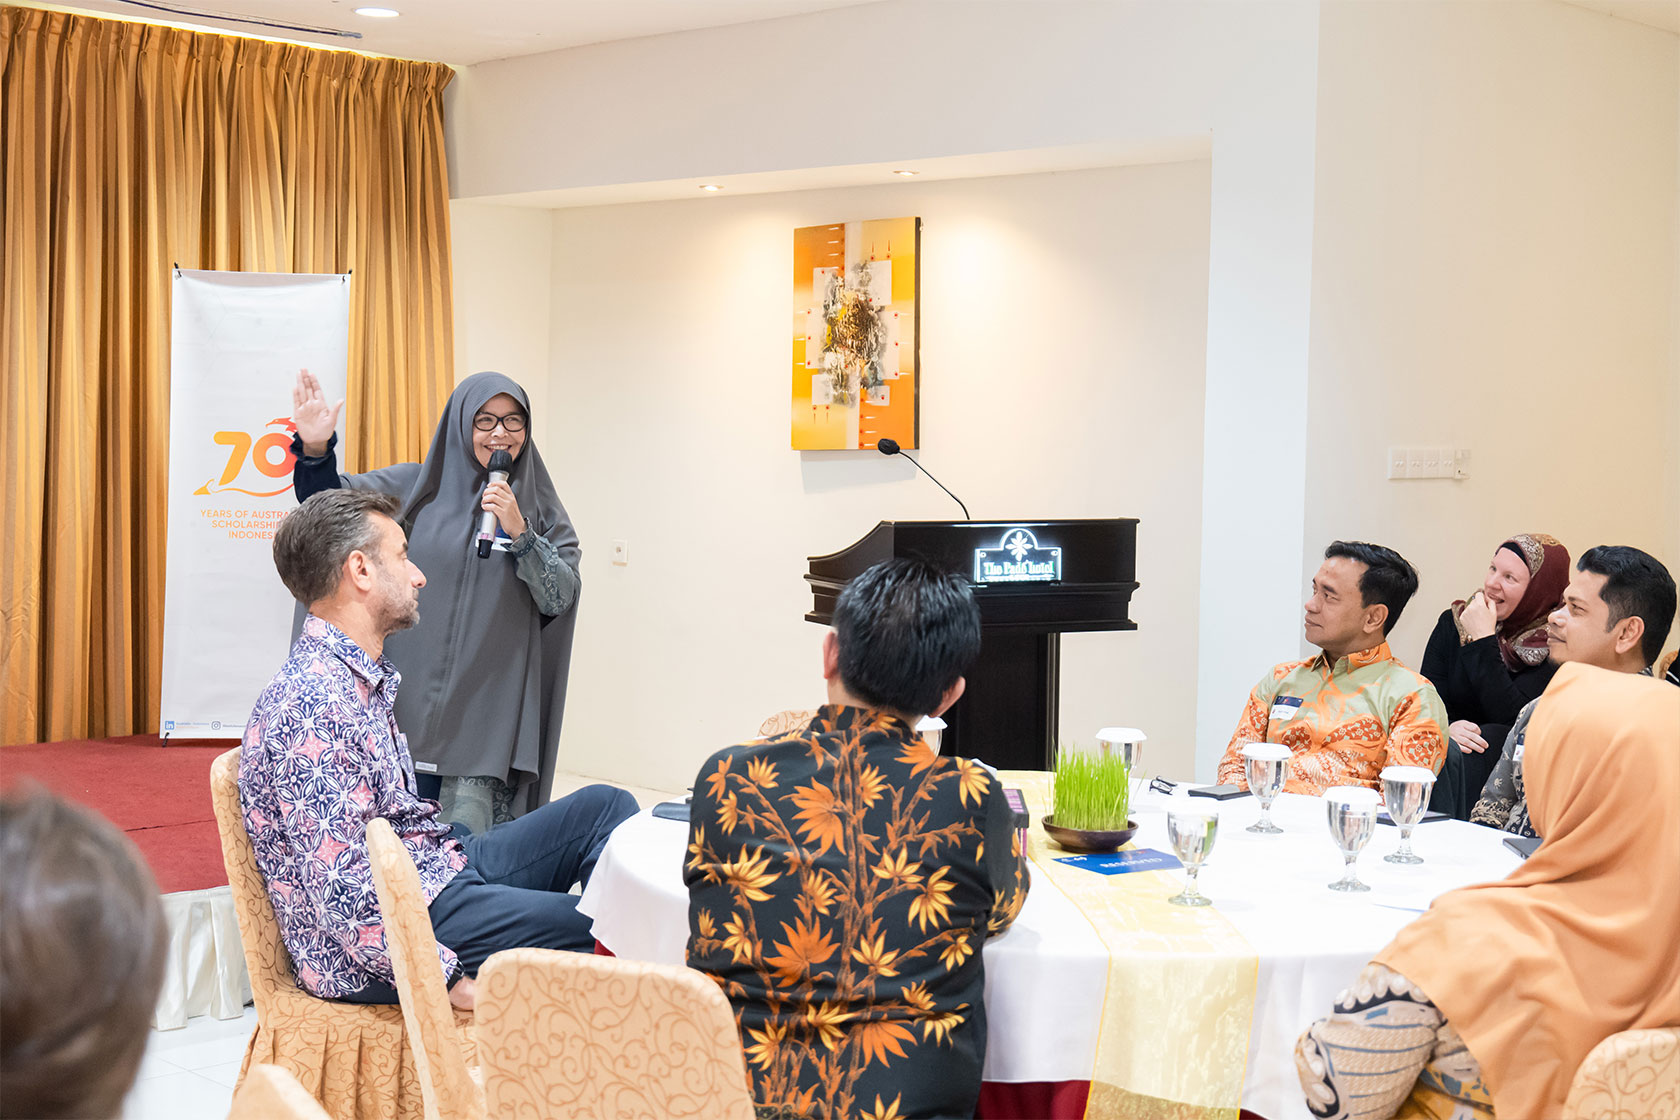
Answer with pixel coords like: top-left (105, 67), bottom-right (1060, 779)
top-left (476, 449), bottom-right (514, 558)
top-left (877, 438), bottom-right (971, 520)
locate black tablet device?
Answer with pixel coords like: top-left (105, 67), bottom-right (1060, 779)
top-left (651, 800), bottom-right (691, 822)
top-left (1187, 784), bottom-right (1250, 800)
top-left (1377, 810), bottom-right (1451, 826)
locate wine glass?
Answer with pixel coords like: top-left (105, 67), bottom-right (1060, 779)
top-left (1166, 807), bottom-right (1218, 907)
top-left (1324, 786), bottom-right (1380, 892)
top-left (1241, 742), bottom-right (1291, 834)
top-left (1381, 765), bottom-right (1435, 865)
top-left (1096, 727), bottom-right (1147, 801)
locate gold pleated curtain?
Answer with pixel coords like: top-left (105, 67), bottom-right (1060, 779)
top-left (0, 7), bottom-right (455, 745)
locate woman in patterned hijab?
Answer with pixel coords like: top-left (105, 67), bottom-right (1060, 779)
top-left (1420, 533), bottom-right (1570, 817)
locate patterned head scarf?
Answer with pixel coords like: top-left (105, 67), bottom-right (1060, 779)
top-left (1452, 533), bottom-right (1570, 671)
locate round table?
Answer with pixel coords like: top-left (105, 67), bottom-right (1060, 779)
top-left (578, 780), bottom-right (1522, 1120)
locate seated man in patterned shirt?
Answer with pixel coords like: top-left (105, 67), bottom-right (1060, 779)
top-left (1216, 541), bottom-right (1448, 795)
top-left (1471, 545), bottom-right (1677, 837)
top-left (685, 557), bottom-right (1030, 1120)
top-left (240, 489), bottom-right (636, 1009)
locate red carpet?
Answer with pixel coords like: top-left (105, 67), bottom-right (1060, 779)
top-left (0, 735), bottom-right (232, 894)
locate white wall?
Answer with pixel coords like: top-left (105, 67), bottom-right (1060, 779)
top-left (1304, 0), bottom-right (1680, 668)
top-left (448, 201), bottom-right (555, 408)
top-left (448, 0), bottom-right (1324, 776)
top-left (445, 0), bottom-right (1680, 790)
top-left (539, 164), bottom-right (1212, 790)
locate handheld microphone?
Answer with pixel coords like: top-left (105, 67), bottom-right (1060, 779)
top-left (877, 439), bottom-right (971, 520)
top-left (476, 449), bottom-right (514, 559)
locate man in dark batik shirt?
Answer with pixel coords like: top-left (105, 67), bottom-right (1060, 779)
top-left (685, 558), bottom-right (1030, 1120)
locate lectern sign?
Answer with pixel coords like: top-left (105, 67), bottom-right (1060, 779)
top-left (974, 528), bottom-right (1063, 585)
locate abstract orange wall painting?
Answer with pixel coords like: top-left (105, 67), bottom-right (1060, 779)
top-left (791, 217), bottom-right (920, 450)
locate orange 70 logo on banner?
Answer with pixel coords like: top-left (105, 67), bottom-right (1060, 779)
top-left (194, 416), bottom-right (299, 497)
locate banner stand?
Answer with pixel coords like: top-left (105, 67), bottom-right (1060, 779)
top-left (160, 270), bottom-right (350, 739)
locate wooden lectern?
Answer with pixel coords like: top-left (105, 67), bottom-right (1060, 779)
top-left (805, 520), bottom-right (1139, 770)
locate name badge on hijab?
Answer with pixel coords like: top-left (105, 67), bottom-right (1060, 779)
top-left (1270, 696), bottom-right (1304, 723)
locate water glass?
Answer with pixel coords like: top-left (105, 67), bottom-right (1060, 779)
top-left (1096, 727), bottom-right (1147, 800)
top-left (1324, 786), bottom-right (1380, 892)
top-left (1381, 765), bottom-right (1435, 865)
top-left (1166, 807), bottom-right (1218, 907)
top-left (1241, 742), bottom-right (1291, 834)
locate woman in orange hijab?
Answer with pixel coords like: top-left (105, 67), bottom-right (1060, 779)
top-left (1294, 663), bottom-right (1680, 1119)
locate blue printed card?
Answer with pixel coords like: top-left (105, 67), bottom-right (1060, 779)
top-left (1054, 848), bottom-right (1183, 875)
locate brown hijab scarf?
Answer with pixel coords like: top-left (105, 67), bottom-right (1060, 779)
top-left (1378, 663), bottom-right (1680, 1119)
top-left (1452, 533), bottom-right (1570, 671)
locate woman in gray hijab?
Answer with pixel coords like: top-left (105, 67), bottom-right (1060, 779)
top-left (288, 370), bottom-right (580, 832)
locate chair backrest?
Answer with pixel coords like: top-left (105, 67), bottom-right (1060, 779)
top-left (1563, 1027), bottom-right (1680, 1119)
top-left (209, 748), bottom-right (296, 1010)
top-left (475, 947), bottom-right (755, 1120)
top-left (756, 708), bottom-right (818, 739)
top-left (365, 817), bottom-right (484, 1120)
top-left (226, 1063), bottom-right (334, 1120)
top-left (1656, 648), bottom-right (1678, 682)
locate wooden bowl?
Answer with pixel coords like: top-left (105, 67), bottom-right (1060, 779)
top-left (1042, 815), bottom-right (1138, 853)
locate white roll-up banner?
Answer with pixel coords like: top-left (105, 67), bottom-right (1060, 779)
top-left (161, 270), bottom-right (350, 738)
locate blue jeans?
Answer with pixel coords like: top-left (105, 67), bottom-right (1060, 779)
top-left (339, 783), bottom-right (637, 1003)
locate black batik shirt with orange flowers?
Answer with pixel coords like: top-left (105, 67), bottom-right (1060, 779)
top-left (685, 705), bottom-right (1030, 1120)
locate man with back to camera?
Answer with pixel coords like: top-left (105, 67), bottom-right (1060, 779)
top-left (1216, 541), bottom-right (1449, 795)
top-left (240, 489), bottom-right (636, 1009)
top-left (684, 556), bottom-right (1030, 1120)
top-left (1472, 545), bottom-right (1678, 837)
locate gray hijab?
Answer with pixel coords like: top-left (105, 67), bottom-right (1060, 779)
top-left (326, 372), bottom-right (580, 811)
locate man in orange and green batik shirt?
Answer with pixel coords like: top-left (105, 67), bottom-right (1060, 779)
top-left (1217, 541), bottom-right (1449, 796)
top-left (685, 557), bottom-right (1029, 1120)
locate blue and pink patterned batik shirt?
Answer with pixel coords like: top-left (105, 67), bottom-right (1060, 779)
top-left (239, 614), bottom-right (468, 999)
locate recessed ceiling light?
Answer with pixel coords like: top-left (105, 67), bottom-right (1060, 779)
top-left (699, 184), bottom-right (723, 192)
top-left (893, 170), bottom-right (919, 177)
top-left (354, 7), bottom-right (400, 17)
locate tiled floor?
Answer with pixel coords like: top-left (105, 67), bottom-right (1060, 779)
top-left (125, 1005), bottom-right (258, 1119)
top-left (123, 774), bottom-right (682, 1120)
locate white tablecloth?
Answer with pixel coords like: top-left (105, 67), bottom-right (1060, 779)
top-left (154, 885), bottom-right (251, 1030)
top-left (578, 788), bottom-right (1522, 1120)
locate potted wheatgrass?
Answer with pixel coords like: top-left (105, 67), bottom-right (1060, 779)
top-left (1043, 749), bottom-right (1138, 853)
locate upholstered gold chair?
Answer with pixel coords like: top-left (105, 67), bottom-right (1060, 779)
top-left (756, 708), bottom-right (818, 739)
top-left (365, 817), bottom-right (484, 1120)
top-left (474, 947), bottom-right (756, 1120)
top-left (210, 748), bottom-right (472, 1120)
top-left (227, 1063), bottom-right (335, 1120)
top-left (1562, 1027), bottom-right (1680, 1119)
top-left (1655, 648), bottom-right (1677, 683)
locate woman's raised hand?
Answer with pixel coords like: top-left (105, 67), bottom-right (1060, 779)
top-left (291, 369), bottom-right (343, 456)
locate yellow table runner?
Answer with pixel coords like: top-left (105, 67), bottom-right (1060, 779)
top-left (1002, 772), bottom-right (1259, 1120)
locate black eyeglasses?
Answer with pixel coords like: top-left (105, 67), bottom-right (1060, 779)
top-left (473, 412), bottom-right (526, 432)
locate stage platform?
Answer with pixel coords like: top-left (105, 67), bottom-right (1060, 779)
top-left (1, 734), bottom-right (230, 893)
top-left (2, 734), bottom-right (250, 1028)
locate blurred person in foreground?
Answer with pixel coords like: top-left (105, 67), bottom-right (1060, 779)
top-left (1295, 663), bottom-right (1680, 1120)
top-left (0, 788), bottom-right (168, 1119)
